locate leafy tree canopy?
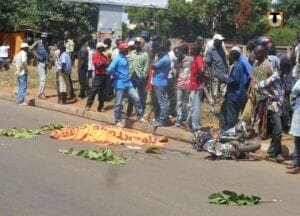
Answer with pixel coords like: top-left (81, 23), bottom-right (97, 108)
top-left (127, 0), bottom-right (299, 45)
top-left (1, 0), bottom-right (298, 45)
top-left (0, 0), bottom-right (98, 38)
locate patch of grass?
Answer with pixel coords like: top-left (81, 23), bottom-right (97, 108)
top-left (0, 65), bottom-right (76, 90)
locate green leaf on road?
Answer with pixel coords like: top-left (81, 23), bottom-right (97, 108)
top-left (0, 128), bottom-right (43, 138)
top-left (41, 123), bottom-right (66, 131)
top-left (58, 148), bottom-right (126, 165)
top-left (208, 190), bottom-right (261, 206)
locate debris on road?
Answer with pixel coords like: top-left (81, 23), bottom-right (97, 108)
top-left (126, 145), bottom-right (142, 150)
top-left (0, 128), bottom-right (43, 138)
top-left (208, 190), bottom-right (261, 206)
top-left (41, 123), bottom-right (66, 131)
top-left (58, 148), bottom-right (126, 165)
top-left (145, 146), bottom-right (161, 154)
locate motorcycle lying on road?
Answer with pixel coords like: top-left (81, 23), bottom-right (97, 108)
top-left (192, 124), bottom-right (261, 159)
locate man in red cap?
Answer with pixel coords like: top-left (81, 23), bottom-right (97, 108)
top-left (107, 42), bottom-right (147, 127)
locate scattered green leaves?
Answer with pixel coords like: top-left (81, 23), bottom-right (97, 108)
top-left (145, 146), bottom-right (161, 154)
top-left (41, 123), bottom-right (66, 131)
top-left (58, 148), bottom-right (126, 165)
top-left (208, 190), bottom-right (261, 206)
top-left (0, 128), bottom-right (43, 138)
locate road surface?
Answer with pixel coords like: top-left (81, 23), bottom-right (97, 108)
top-left (0, 99), bottom-right (299, 216)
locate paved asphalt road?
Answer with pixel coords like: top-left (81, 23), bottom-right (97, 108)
top-left (0, 99), bottom-right (300, 216)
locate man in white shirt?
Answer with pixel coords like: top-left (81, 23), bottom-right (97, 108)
top-left (0, 41), bottom-right (10, 70)
top-left (0, 41), bottom-right (10, 59)
top-left (14, 43), bottom-right (29, 105)
top-left (167, 41), bottom-right (178, 118)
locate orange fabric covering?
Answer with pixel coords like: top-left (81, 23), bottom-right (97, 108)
top-left (50, 124), bottom-right (167, 147)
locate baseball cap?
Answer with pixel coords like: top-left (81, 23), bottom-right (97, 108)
top-left (140, 31), bottom-right (150, 38)
top-left (96, 42), bottom-right (108, 49)
top-left (231, 46), bottom-right (241, 53)
top-left (41, 32), bottom-right (48, 38)
top-left (118, 42), bottom-right (129, 50)
top-left (21, 43), bottom-right (29, 48)
top-left (213, 34), bottom-right (224, 41)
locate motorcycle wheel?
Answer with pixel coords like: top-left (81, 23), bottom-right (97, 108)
top-left (237, 142), bottom-right (261, 153)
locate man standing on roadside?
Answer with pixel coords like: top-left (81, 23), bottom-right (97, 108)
top-left (14, 43), bottom-right (29, 105)
top-left (85, 42), bottom-right (110, 112)
top-left (107, 42), bottom-right (147, 127)
top-left (166, 40), bottom-right (178, 118)
top-left (205, 34), bottom-right (229, 113)
top-left (77, 36), bottom-right (89, 99)
top-left (30, 32), bottom-right (49, 99)
top-left (64, 31), bottom-right (75, 60)
top-left (218, 48), bottom-right (247, 134)
top-left (126, 37), bottom-right (149, 118)
top-left (186, 44), bottom-right (206, 131)
top-left (0, 41), bottom-right (10, 70)
top-left (0, 41), bottom-right (10, 61)
top-left (152, 44), bottom-right (171, 127)
top-left (64, 31), bottom-right (76, 98)
top-left (56, 44), bottom-right (72, 105)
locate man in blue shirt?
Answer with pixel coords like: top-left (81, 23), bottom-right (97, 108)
top-left (56, 44), bottom-right (72, 104)
top-left (30, 32), bottom-right (49, 99)
top-left (218, 48), bottom-right (248, 134)
top-left (107, 42), bottom-right (147, 127)
top-left (152, 44), bottom-right (171, 127)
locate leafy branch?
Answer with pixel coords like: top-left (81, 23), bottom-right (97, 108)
top-left (58, 148), bottom-right (126, 165)
top-left (208, 190), bottom-right (261, 206)
top-left (0, 128), bottom-right (43, 138)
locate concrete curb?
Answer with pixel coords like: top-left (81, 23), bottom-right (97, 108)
top-left (0, 92), bottom-right (194, 143)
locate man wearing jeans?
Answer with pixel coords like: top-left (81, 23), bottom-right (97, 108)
top-left (14, 43), bottom-right (29, 105)
top-left (107, 42), bottom-right (147, 127)
top-left (30, 32), bottom-right (49, 99)
top-left (126, 37), bottom-right (149, 117)
top-left (152, 45), bottom-right (171, 127)
top-left (187, 45), bottom-right (205, 131)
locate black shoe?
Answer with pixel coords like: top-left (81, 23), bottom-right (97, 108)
top-left (97, 106), bottom-right (105, 112)
top-left (275, 154), bottom-right (285, 163)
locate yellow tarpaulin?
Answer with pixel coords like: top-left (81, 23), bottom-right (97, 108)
top-left (50, 124), bottom-right (167, 147)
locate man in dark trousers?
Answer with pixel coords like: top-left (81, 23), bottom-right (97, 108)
top-left (218, 48), bottom-right (247, 134)
top-left (85, 42), bottom-right (110, 112)
top-left (77, 36), bottom-right (89, 99)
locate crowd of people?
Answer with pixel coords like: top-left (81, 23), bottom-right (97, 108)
top-left (11, 30), bottom-right (300, 173)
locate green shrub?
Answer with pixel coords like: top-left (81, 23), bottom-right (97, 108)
top-left (266, 27), bottom-right (297, 46)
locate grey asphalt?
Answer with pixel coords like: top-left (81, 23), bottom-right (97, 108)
top-left (0, 99), bottom-right (299, 216)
